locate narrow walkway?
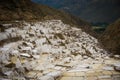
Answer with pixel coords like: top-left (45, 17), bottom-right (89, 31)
top-left (60, 70), bottom-right (120, 80)
top-left (60, 58), bottom-right (120, 80)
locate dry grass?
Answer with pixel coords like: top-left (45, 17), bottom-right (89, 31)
top-left (100, 19), bottom-right (120, 55)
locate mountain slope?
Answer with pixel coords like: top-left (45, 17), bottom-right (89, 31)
top-left (0, 0), bottom-right (96, 37)
top-left (100, 19), bottom-right (120, 55)
top-left (0, 0), bottom-right (88, 27)
top-left (33, 0), bottom-right (120, 23)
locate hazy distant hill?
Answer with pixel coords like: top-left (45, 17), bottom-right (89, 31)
top-left (100, 19), bottom-right (120, 55)
top-left (32, 0), bottom-right (120, 23)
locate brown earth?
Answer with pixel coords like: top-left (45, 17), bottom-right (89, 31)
top-left (0, 0), bottom-right (87, 26)
top-left (100, 19), bottom-right (120, 55)
top-left (0, 0), bottom-right (96, 36)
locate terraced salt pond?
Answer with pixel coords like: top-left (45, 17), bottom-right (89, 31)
top-left (0, 20), bottom-right (120, 80)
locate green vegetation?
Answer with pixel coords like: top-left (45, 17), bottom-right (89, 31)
top-left (91, 22), bottom-right (108, 34)
top-left (92, 26), bottom-right (106, 34)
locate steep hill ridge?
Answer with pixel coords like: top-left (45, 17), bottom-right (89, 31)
top-left (100, 19), bottom-right (120, 55)
top-left (0, 0), bottom-right (88, 27)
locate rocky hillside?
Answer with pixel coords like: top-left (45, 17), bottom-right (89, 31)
top-left (0, 20), bottom-right (113, 79)
top-left (0, 0), bottom-right (96, 37)
top-left (0, 0), bottom-right (88, 27)
top-left (100, 19), bottom-right (120, 55)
